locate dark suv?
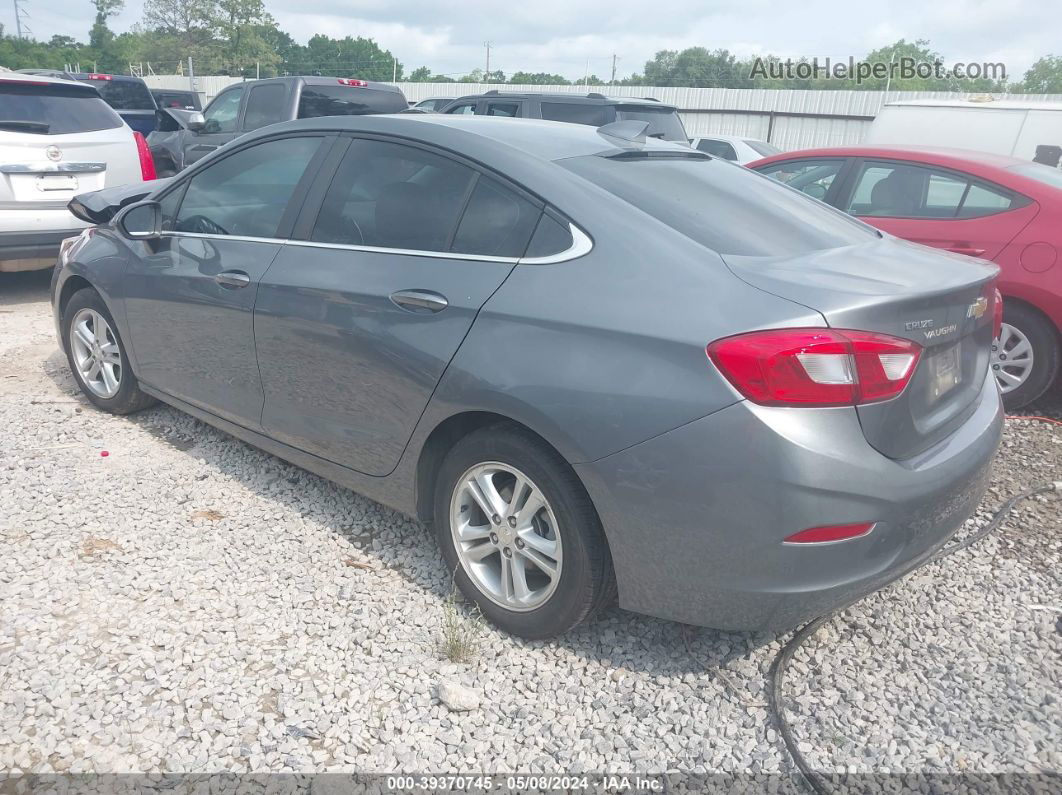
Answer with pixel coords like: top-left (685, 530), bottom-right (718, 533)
top-left (147, 76), bottom-right (408, 175)
top-left (438, 91), bottom-right (688, 142)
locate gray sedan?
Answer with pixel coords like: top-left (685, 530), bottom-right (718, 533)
top-left (52, 114), bottom-right (1003, 638)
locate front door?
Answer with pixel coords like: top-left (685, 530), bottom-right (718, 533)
top-left (121, 133), bottom-right (328, 427)
top-left (255, 136), bottom-right (543, 475)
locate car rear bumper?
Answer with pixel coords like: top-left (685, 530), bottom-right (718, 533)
top-left (0, 228), bottom-right (84, 270)
top-left (574, 371), bottom-right (1003, 633)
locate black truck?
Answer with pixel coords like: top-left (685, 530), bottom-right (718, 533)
top-left (147, 76), bottom-right (408, 176)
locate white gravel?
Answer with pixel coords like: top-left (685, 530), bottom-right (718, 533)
top-left (1, 269), bottom-right (1059, 777)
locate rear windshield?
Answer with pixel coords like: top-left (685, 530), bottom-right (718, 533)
top-left (561, 152), bottom-right (876, 256)
top-left (0, 81), bottom-right (124, 135)
top-left (540, 102), bottom-right (611, 127)
top-left (298, 85), bottom-right (407, 118)
top-left (1006, 162), bottom-right (1062, 191)
top-left (614, 105), bottom-right (687, 142)
top-left (154, 91), bottom-right (197, 109)
top-left (81, 78), bottom-right (155, 111)
top-left (745, 139), bottom-right (782, 157)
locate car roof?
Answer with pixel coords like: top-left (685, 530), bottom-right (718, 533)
top-left (228, 75), bottom-right (404, 94)
top-left (884, 99), bottom-right (1062, 112)
top-left (258, 113), bottom-right (690, 162)
top-left (693, 134), bottom-right (765, 144)
top-left (750, 144), bottom-right (1031, 171)
top-left (1, 71), bottom-right (95, 88)
top-left (451, 91), bottom-right (676, 108)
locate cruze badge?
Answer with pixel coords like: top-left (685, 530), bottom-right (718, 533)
top-left (905, 319), bottom-right (934, 331)
top-left (967, 296), bottom-right (988, 319)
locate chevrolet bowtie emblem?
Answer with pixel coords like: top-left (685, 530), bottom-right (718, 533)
top-left (967, 296), bottom-right (988, 319)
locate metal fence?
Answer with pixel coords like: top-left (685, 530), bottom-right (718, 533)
top-left (142, 75), bottom-right (1062, 149)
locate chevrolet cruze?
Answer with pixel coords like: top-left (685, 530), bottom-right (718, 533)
top-left (52, 115), bottom-right (1003, 638)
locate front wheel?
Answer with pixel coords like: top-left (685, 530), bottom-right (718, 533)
top-left (994, 302), bottom-right (1060, 409)
top-left (433, 423), bottom-right (615, 639)
top-left (62, 288), bottom-right (156, 414)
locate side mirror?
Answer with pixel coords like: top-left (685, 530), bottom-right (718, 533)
top-left (186, 112), bottom-right (206, 132)
top-left (116, 201), bottom-right (162, 240)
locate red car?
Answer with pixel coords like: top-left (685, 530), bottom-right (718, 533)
top-left (749, 146), bottom-right (1062, 408)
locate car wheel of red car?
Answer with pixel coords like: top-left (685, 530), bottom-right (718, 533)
top-left (994, 302), bottom-right (1060, 409)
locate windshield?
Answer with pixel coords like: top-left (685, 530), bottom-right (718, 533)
top-left (561, 152), bottom-right (877, 256)
top-left (83, 78), bottom-right (155, 111)
top-left (0, 81), bottom-right (123, 135)
top-left (1007, 162), bottom-right (1062, 191)
top-left (745, 139), bottom-right (782, 157)
top-left (614, 105), bottom-right (687, 141)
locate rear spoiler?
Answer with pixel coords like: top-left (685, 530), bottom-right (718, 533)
top-left (68, 179), bottom-right (169, 224)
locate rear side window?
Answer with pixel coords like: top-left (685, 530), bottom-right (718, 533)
top-left (0, 81), bottom-right (123, 135)
top-left (297, 86), bottom-right (407, 118)
top-left (696, 139), bottom-right (738, 160)
top-left (244, 83), bottom-right (288, 130)
top-left (451, 176), bottom-right (540, 256)
top-left (173, 136), bottom-right (322, 238)
top-left (445, 103), bottom-right (477, 115)
top-left (563, 153), bottom-right (875, 257)
top-left (85, 78), bottom-right (155, 111)
top-left (525, 214), bottom-right (574, 258)
top-left (846, 161), bottom-right (1020, 219)
top-left (310, 139), bottom-right (476, 252)
top-left (485, 102), bottom-right (520, 117)
top-left (540, 102), bottom-right (611, 127)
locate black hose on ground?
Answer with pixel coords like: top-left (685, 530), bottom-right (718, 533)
top-left (767, 479), bottom-right (1061, 794)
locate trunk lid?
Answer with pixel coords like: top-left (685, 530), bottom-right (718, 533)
top-left (723, 236), bottom-right (999, 459)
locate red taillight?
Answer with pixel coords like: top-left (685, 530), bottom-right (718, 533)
top-left (133, 131), bottom-right (156, 181)
top-left (86, 73), bottom-right (113, 80)
top-left (784, 522), bottom-right (876, 544)
top-left (337, 78), bottom-right (368, 87)
top-left (707, 328), bottom-right (922, 407)
top-left (993, 288), bottom-right (1003, 339)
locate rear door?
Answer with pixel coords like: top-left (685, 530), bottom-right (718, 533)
top-left (839, 158), bottom-right (1039, 260)
top-left (255, 135), bottom-right (542, 475)
top-left (0, 78), bottom-right (140, 226)
top-left (184, 86), bottom-right (243, 166)
top-left (121, 133), bottom-right (330, 427)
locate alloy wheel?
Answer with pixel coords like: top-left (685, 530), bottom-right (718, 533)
top-left (449, 462), bottom-right (563, 611)
top-left (70, 308), bottom-right (122, 399)
top-left (992, 323), bottom-right (1034, 394)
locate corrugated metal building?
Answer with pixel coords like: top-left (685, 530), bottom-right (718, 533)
top-left (142, 75), bottom-right (1062, 149)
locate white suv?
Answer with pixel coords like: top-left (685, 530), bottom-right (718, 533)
top-left (1, 72), bottom-right (153, 272)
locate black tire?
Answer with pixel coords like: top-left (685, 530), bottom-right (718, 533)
top-left (62, 288), bottom-right (156, 415)
top-left (433, 422), bottom-right (615, 639)
top-left (998, 301), bottom-right (1060, 410)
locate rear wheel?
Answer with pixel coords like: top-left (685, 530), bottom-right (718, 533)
top-left (994, 302), bottom-right (1059, 409)
top-left (62, 288), bottom-right (156, 414)
top-left (433, 423), bottom-right (614, 639)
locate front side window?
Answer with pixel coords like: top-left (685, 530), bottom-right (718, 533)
top-left (564, 152), bottom-right (874, 257)
top-left (696, 139), bottom-right (738, 160)
top-left (173, 136), bottom-right (321, 238)
top-left (243, 83), bottom-right (287, 130)
top-left (310, 139), bottom-right (477, 252)
top-left (203, 88), bottom-right (242, 134)
top-left (846, 161), bottom-right (1019, 219)
top-left (756, 158), bottom-right (845, 202)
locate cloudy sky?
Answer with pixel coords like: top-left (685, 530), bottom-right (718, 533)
top-left (12, 0), bottom-right (1052, 82)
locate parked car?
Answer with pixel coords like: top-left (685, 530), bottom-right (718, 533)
top-left (689, 134), bottom-right (781, 164)
top-left (0, 72), bottom-right (154, 272)
top-left (750, 145), bottom-right (1062, 408)
top-left (867, 99), bottom-right (1062, 166)
top-left (54, 115), bottom-right (1001, 638)
top-left (17, 68), bottom-right (78, 80)
top-left (412, 97), bottom-right (455, 112)
top-left (67, 73), bottom-right (159, 136)
top-left (150, 88), bottom-right (202, 111)
top-left (147, 76), bottom-right (408, 176)
top-left (438, 91), bottom-right (688, 142)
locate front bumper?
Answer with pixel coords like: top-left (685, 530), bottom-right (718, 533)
top-left (574, 372), bottom-right (1003, 633)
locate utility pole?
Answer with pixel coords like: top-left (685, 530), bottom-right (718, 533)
top-left (187, 56), bottom-right (195, 95)
top-left (610, 53), bottom-right (618, 86)
top-left (392, 57), bottom-right (396, 83)
top-left (12, 0), bottom-right (29, 39)
top-left (484, 41), bottom-right (491, 81)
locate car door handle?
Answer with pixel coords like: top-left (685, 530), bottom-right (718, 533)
top-left (390, 289), bottom-right (448, 313)
top-left (214, 270), bottom-right (251, 289)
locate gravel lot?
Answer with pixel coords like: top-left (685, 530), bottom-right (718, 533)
top-left (1, 269), bottom-right (1060, 778)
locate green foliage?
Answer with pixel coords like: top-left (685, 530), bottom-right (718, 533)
top-left (1021, 55), bottom-right (1062, 93)
top-left (508, 71), bottom-right (570, 85)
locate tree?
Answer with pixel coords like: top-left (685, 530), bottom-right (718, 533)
top-left (508, 71), bottom-right (570, 85)
top-left (641, 47), bottom-right (753, 87)
top-left (214, 0), bottom-right (279, 75)
top-left (281, 34), bottom-right (401, 81)
top-left (1021, 55), bottom-right (1062, 93)
top-left (89, 0), bottom-right (124, 50)
top-left (408, 66), bottom-right (432, 82)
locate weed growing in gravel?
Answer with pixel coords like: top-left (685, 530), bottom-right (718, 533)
top-left (439, 576), bottom-right (485, 663)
